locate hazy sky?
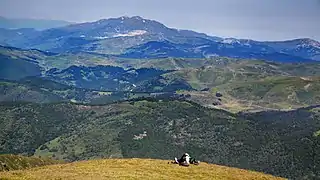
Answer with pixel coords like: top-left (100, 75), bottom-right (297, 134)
top-left (0, 0), bottom-right (319, 41)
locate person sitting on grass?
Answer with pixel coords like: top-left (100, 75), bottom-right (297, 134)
top-left (173, 153), bottom-right (200, 166)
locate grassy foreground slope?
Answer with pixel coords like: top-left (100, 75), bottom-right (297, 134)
top-left (0, 158), bottom-right (285, 180)
top-left (0, 154), bottom-right (59, 171)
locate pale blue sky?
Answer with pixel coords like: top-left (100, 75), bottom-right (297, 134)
top-left (0, 0), bottom-right (319, 41)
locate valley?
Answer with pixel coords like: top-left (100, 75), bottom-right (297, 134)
top-left (1, 44), bottom-right (320, 111)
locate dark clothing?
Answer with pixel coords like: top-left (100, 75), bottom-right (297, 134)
top-left (174, 153), bottom-right (199, 165)
top-left (178, 154), bottom-right (189, 163)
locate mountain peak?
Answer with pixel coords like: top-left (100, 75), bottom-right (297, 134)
top-left (107, 16), bottom-right (147, 22)
top-left (287, 38), bottom-right (320, 48)
top-left (221, 38), bottom-right (241, 44)
top-left (299, 38), bottom-right (320, 47)
top-left (92, 16), bottom-right (163, 30)
top-left (131, 16), bottom-right (144, 20)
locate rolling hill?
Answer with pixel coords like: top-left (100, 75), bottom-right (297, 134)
top-left (0, 77), bottom-right (168, 104)
top-left (0, 46), bottom-right (44, 80)
top-left (216, 76), bottom-right (320, 111)
top-left (0, 46), bottom-right (193, 93)
top-left (0, 158), bottom-right (285, 180)
top-left (0, 99), bottom-right (319, 179)
top-left (1, 44), bottom-right (320, 111)
top-left (0, 154), bottom-right (59, 171)
top-left (0, 79), bottom-right (64, 103)
top-left (160, 60), bottom-right (320, 111)
top-left (0, 45), bottom-right (114, 71)
top-left (44, 65), bottom-right (193, 92)
top-left (0, 78), bottom-right (113, 103)
top-left (180, 76), bottom-right (320, 113)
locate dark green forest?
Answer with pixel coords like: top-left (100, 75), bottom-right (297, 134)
top-left (0, 99), bottom-right (319, 179)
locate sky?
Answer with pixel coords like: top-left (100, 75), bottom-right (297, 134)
top-left (0, 0), bottom-right (319, 41)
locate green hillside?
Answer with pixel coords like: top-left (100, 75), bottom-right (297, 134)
top-left (180, 76), bottom-right (320, 112)
top-left (0, 54), bottom-right (42, 80)
top-left (1, 45), bottom-right (320, 112)
top-left (219, 76), bottom-right (320, 110)
top-left (0, 46), bottom-right (119, 71)
top-left (161, 60), bottom-right (320, 111)
top-left (164, 60), bottom-right (320, 89)
top-left (0, 78), bottom-right (128, 103)
top-left (0, 154), bottom-right (59, 171)
top-left (0, 80), bottom-right (64, 103)
top-left (0, 158), bottom-right (285, 180)
top-left (0, 100), bottom-right (319, 179)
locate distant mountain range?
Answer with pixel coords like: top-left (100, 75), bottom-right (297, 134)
top-left (120, 40), bottom-right (316, 62)
top-left (0, 16), bottom-right (73, 30)
top-left (0, 16), bottom-right (319, 62)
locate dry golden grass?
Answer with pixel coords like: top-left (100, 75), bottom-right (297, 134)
top-left (0, 158), bottom-right (286, 180)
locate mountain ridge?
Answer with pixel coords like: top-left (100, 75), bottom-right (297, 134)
top-left (0, 16), bottom-right (319, 62)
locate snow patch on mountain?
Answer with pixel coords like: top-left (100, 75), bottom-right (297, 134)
top-left (222, 38), bottom-right (240, 44)
top-left (94, 36), bottom-right (109, 40)
top-left (194, 45), bottom-right (210, 53)
top-left (299, 41), bottom-right (320, 49)
top-left (113, 30), bottom-right (147, 37)
top-left (240, 40), bottom-right (253, 47)
top-left (121, 16), bottom-right (129, 20)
